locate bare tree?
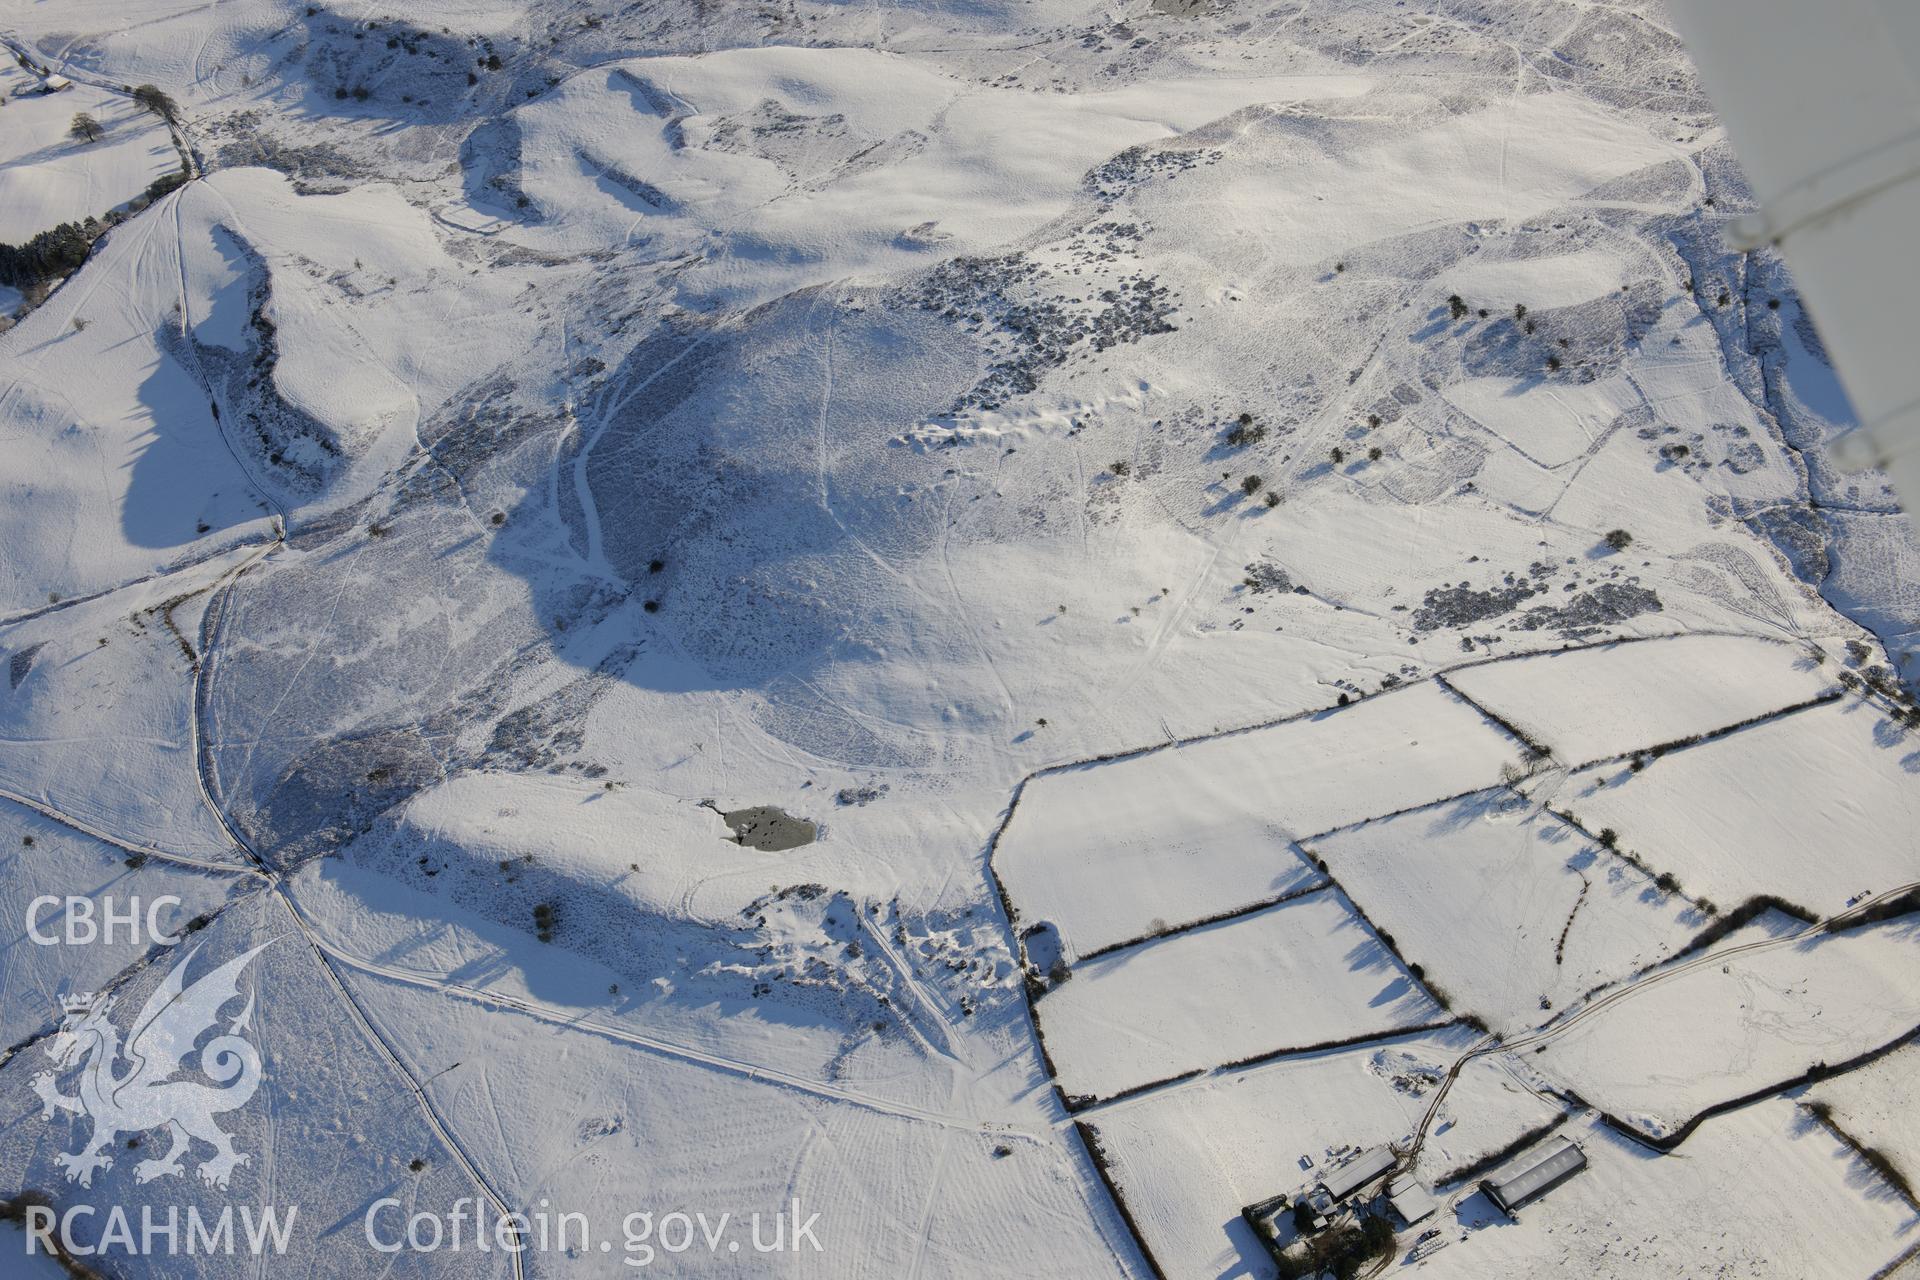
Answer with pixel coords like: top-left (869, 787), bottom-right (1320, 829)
top-left (131, 83), bottom-right (179, 122)
top-left (69, 112), bottom-right (101, 143)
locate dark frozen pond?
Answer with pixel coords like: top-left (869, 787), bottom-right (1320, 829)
top-left (711, 804), bottom-right (817, 851)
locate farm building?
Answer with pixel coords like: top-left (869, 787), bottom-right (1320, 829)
top-left (1482, 1138), bottom-right (1588, 1216)
top-left (1388, 1174), bottom-right (1437, 1225)
top-left (1320, 1146), bottom-right (1396, 1203)
top-left (42, 74), bottom-right (71, 93)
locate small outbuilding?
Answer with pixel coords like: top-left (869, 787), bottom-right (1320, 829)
top-left (42, 74), bottom-right (72, 93)
top-left (1482, 1138), bottom-right (1587, 1216)
top-left (1318, 1145), bottom-right (1395, 1203)
top-left (1388, 1174), bottom-right (1437, 1225)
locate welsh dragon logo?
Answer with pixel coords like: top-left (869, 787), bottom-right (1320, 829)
top-left (33, 942), bottom-right (270, 1190)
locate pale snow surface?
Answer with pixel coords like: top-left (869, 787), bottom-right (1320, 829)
top-left (2, 0), bottom-right (1918, 1276)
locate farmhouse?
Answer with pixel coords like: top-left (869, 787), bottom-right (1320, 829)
top-left (1482, 1138), bottom-right (1588, 1216)
top-left (42, 74), bottom-right (72, 93)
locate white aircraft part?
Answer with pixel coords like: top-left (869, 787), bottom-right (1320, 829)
top-left (1666, 1), bottom-right (1920, 519)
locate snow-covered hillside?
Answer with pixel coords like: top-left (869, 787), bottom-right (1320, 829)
top-left (2, 1), bottom-right (1918, 1277)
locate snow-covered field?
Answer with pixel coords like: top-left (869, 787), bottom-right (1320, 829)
top-left (996, 680), bottom-right (1516, 958)
top-left (1446, 633), bottom-right (1836, 765)
top-left (1534, 916), bottom-right (1920, 1143)
top-left (1562, 697), bottom-right (1920, 915)
top-left (1081, 1025), bottom-right (1512, 1278)
top-left (0, 63), bottom-right (178, 242)
top-left (340, 962), bottom-right (1136, 1278)
top-left (0, 545), bottom-right (258, 859)
top-left (1806, 1038), bottom-right (1920, 1194)
top-left (2, 0), bottom-right (1918, 1275)
top-left (1304, 789), bottom-right (1701, 1034)
top-left (1037, 887), bottom-right (1445, 1100)
top-left (0, 801), bottom-right (250, 1036)
top-left (1419, 1104), bottom-right (1917, 1279)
